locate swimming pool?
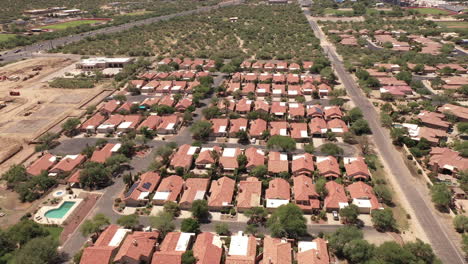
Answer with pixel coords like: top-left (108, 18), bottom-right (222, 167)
top-left (45, 201), bottom-right (76, 219)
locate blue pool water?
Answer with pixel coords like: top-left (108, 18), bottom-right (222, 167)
top-left (45, 201), bottom-right (76, 219)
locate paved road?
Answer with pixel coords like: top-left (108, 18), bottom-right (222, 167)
top-left (0, 0), bottom-right (243, 64)
top-left (303, 9), bottom-right (465, 264)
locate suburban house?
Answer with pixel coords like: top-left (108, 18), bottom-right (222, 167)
top-left (324, 181), bottom-right (349, 212)
top-left (262, 236), bottom-right (292, 264)
top-left (157, 115), bottom-right (180, 134)
top-left (344, 157), bottom-right (371, 180)
top-left (237, 177), bottom-right (262, 212)
top-left (323, 106), bottom-right (343, 120)
top-left (97, 114), bottom-right (124, 133)
top-left (100, 100), bottom-right (120, 114)
top-left (268, 151), bottom-right (289, 174)
top-left (138, 115), bottom-right (162, 131)
top-left (306, 105), bottom-right (324, 119)
top-left (226, 232), bottom-right (257, 264)
top-left (211, 118), bottom-right (229, 137)
top-left (290, 123), bottom-right (309, 142)
top-left (122, 172), bottom-right (161, 207)
top-left (91, 143), bottom-right (121, 163)
top-left (169, 144), bottom-right (199, 172)
top-left (271, 102), bottom-right (287, 117)
top-left (293, 175), bottom-right (321, 213)
top-left (49, 154), bottom-right (86, 175)
top-left (27, 153), bottom-right (56, 176)
top-left (428, 147), bottom-right (468, 175)
top-left (152, 175), bottom-right (184, 205)
top-left (297, 238), bottom-right (330, 264)
top-left (316, 156), bottom-right (341, 179)
top-left (219, 148), bottom-right (241, 172)
top-left (179, 178), bottom-right (210, 209)
top-left (236, 99), bottom-right (253, 114)
top-left (117, 115), bottom-right (142, 132)
top-left (80, 225), bottom-right (131, 264)
top-left (151, 232), bottom-right (195, 264)
top-left (438, 104), bottom-right (468, 122)
top-left (417, 111), bottom-right (450, 131)
top-left (249, 119), bottom-right (267, 139)
top-left (195, 146), bottom-right (221, 169)
top-left (291, 153), bottom-right (314, 177)
top-left (327, 119), bottom-right (348, 134)
top-left (245, 147), bottom-right (266, 171)
top-left (270, 121), bottom-right (289, 137)
top-left (80, 112), bottom-right (106, 133)
top-left (207, 176), bottom-right (236, 211)
top-left (309, 117), bottom-right (327, 137)
top-left (289, 103), bottom-right (305, 120)
top-left (193, 232), bottom-right (223, 264)
top-left (347, 182), bottom-right (381, 213)
top-left (175, 98), bottom-right (192, 112)
top-left (254, 100), bottom-right (270, 114)
top-left (265, 178), bottom-right (291, 210)
top-left (113, 231), bottom-right (160, 264)
top-left (256, 83), bottom-right (271, 97)
top-left (229, 118), bottom-right (248, 137)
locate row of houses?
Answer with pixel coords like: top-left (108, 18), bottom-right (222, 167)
top-left (129, 79), bottom-right (204, 94)
top-left (230, 72), bottom-right (325, 85)
top-left (239, 60), bottom-right (314, 72)
top-left (122, 167), bottom-right (377, 214)
top-left (99, 97), bottom-right (193, 114)
top-left (157, 57), bottom-right (217, 71)
top-left (81, 226), bottom-right (330, 264)
top-left (209, 117), bottom-right (348, 139)
top-left (225, 81), bottom-right (332, 97)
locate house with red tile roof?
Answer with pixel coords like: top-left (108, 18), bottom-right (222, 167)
top-left (157, 115), bottom-right (180, 134)
top-left (68, 169), bottom-right (81, 187)
top-left (380, 85), bottom-right (412, 98)
top-left (152, 232), bottom-right (195, 264)
top-left (175, 98), bottom-right (192, 112)
top-left (292, 153), bottom-right (314, 177)
top-left (211, 118), bottom-right (229, 137)
top-left (179, 178), bottom-right (210, 209)
top-left (138, 115), bottom-right (162, 131)
top-left (254, 101), bottom-right (269, 114)
top-left (229, 118), bottom-right (248, 137)
top-left (272, 84), bottom-right (286, 96)
top-left (258, 73), bottom-right (273, 83)
top-left (249, 119), bottom-right (267, 139)
top-left (303, 61), bottom-right (313, 70)
top-left (193, 232), bottom-right (223, 264)
top-left (141, 97), bottom-right (160, 108)
top-left (317, 83), bottom-right (332, 97)
top-left (347, 182), bottom-right (381, 213)
top-left (241, 61), bottom-right (252, 70)
top-left (429, 147), bottom-right (468, 175)
top-left (217, 99), bottom-right (235, 113)
top-left (287, 73), bottom-right (300, 84)
top-left (245, 147), bottom-right (266, 171)
top-left (264, 62), bottom-right (276, 71)
top-left (323, 106), bottom-right (343, 120)
top-left (276, 61), bottom-right (288, 71)
top-left (344, 157), bottom-right (371, 180)
top-left (417, 111), bottom-right (450, 131)
top-left (180, 59), bottom-right (193, 69)
top-left (317, 156), bottom-right (341, 179)
top-left (90, 143), bottom-right (121, 163)
top-left (288, 103), bottom-right (305, 120)
top-left (293, 175), bottom-right (320, 213)
top-left (80, 112), bottom-right (106, 133)
top-left (270, 121), bottom-right (289, 136)
top-left (171, 81), bottom-right (187, 94)
top-left (80, 225), bottom-right (131, 264)
top-left (268, 151), bottom-right (289, 174)
top-left (272, 74), bottom-right (286, 84)
top-left (252, 62), bottom-right (263, 71)
top-left (309, 117), bottom-right (327, 137)
top-left (129, 80), bottom-right (146, 90)
top-left (241, 83), bottom-right (255, 95)
top-left (117, 115), bottom-right (143, 132)
top-left (116, 102), bottom-right (133, 113)
top-left (226, 232), bottom-right (257, 264)
top-left (186, 81), bottom-right (200, 94)
top-left (324, 181), bottom-right (348, 212)
top-left (100, 100), bottom-right (120, 114)
top-left (290, 123), bottom-right (309, 142)
top-left (203, 60), bottom-right (216, 71)
top-left (226, 81), bottom-right (240, 94)
top-left (208, 176), bottom-right (236, 211)
top-left (265, 178), bottom-right (290, 209)
top-left (219, 148), bottom-right (242, 171)
top-left (243, 73), bottom-right (258, 82)
top-left (442, 76), bottom-right (468, 90)
top-left (49, 154), bottom-right (86, 174)
top-left (152, 175), bottom-right (184, 205)
top-left (289, 63), bottom-right (301, 71)
top-left (327, 118), bottom-right (348, 134)
top-left (236, 99), bottom-right (253, 114)
top-left (262, 236), bottom-right (292, 264)
top-left (297, 238), bottom-right (330, 264)
top-left (287, 85), bottom-right (302, 98)
top-left (97, 114), bottom-right (125, 133)
top-left (27, 153), bottom-right (57, 176)
top-left (158, 95), bottom-right (175, 107)
top-left (256, 83), bottom-right (271, 97)
top-left (122, 171), bottom-right (161, 206)
top-left (195, 146), bottom-right (221, 169)
top-left (170, 144), bottom-right (199, 171)
top-left (306, 105), bottom-right (324, 119)
top-left (114, 231), bottom-right (159, 264)
top-left (438, 104), bottom-right (468, 122)
top-left (237, 177), bottom-right (262, 212)
top-left (301, 82), bottom-right (315, 95)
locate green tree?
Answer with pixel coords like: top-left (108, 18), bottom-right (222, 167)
top-left (1, 164), bottom-right (28, 187)
top-left (404, 239), bottom-right (438, 264)
top-left (150, 211), bottom-right (175, 237)
top-left (237, 130), bottom-right (249, 144)
top-left (15, 237), bottom-right (60, 264)
top-left (117, 214), bottom-right (140, 229)
top-left (7, 219), bottom-right (49, 246)
top-left (62, 118), bottom-right (81, 137)
top-left (215, 223), bottom-right (230, 235)
top-left (396, 71), bottom-right (412, 84)
top-left (79, 162), bottom-right (112, 190)
top-left (380, 113), bottom-right (393, 128)
top-left (156, 144), bottom-right (176, 164)
top-left (181, 218), bottom-right (200, 233)
top-left (374, 241), bottom-right (416, 264)
top-left (463, 234), bottom-right (468, 256)
top-left (458, 122), bottom-right (468, 135)
top-left (0, 230), bottom-right (15, 258)
top-left (315, 177), bottom-right (328, 199)
top-left (374, 185), bottom-right (393, 205)
top-left (343, 239), bottom-right (374, 264)
top-left (351, 119), bottom-right (371, 135)
top-left (201, 106), bottom-right (221, 119)
top-left (244, 206), bottom-right (268, 225)
top-left (267, 135), bottom-right (296, 151)
top-left (371, 208), bottom-right (396, 231)
top-left (191, 200), bottom-right (209, 220)
top-left (190, 121), bottom-right (212, 140)
top-left (339, 204), bottom-right (359, 225)
top-left (319, 143), bottom-right (343, 156)
top-left (430, 183), bottom-right (452, 210)
top-left (250, 165), bottom-right (268, 179)
top-left (163, 201), bottom-right (181, 217)
top-left (181, 250), bottom-right (196, 264)
top-left (267, 203), bottom-right (307, 239)
top-left (453, 215), bottom-right (468, 233)
top-left (347, 107), bottom-right (363, 122)
top-left (320, 67), bottom-right (336, 83)
top-left (304, 143), bottom-right (315, 154)
top-left (80, 214), bottom-right (110, 237)
top-left (328, 226), bottom-right (363, 257)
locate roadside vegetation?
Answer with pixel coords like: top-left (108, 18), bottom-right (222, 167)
top-left (55, 4), bottom-right (322, 60)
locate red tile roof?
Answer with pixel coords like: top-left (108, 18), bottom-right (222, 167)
top-left (100, 100), bottom-right (120, 113)
top-left (323, 106), bottom-right (343, 120)
top-left (123, 172), bottom-right (161, 203)
top-left (345, 157), bottom-right (370, 180)
top-left (245, 147), bottom-right (265, 169)
top-left (91, 143), bottom-right (121, 163)
top-left (154, 175), bottom-right (184, 203)
top-left (138, 115), bottom-right (162, 130)
top-left (211, 118), bottom-right (229, 134)
top-left (268, 151), bottom-right (289, 174)
top-left (327, 119), bottom-right (349, 133)
top-left (179, 178), bottom-right (210, 206)
top-left (50, 154), bottom-right (86, 173)
top-left (266, 178), bottom-right (290, 200)
top-left (193, 232), bottom-right (223, 264)
top-left (429, 147), bottom-right (468, 172)
top-left (152, 232), bottom-right (193, 264)
top-left (230, 118), bottom-right (248, 135)
top-left (68, 169), bottom-right (81, 184)
top-left (236, 99), bottom-right (253, 112)
top-left (270, 121), bottom-right (289, 136)
top-left (297, 238), bottom-right (329, 264)
top-left (219, 148), bottom-right (241, 170)
top-left (170, 144), bottom-right (197, 170)
top-left (80, 112), bottom-right (106, 131)
top-left (309, 117), bottom-right (327, 135)
top-left (293, 175), bottom-right (318, 201)
top-left (80, 225), bottom-right (122, 264)
top-left (324, 181), bottom-right (348, 210)
top-left (263, 236), bottom-right (292, 264)
top-left (27, 153), bottom-right (56, 176)
top-left (195, 146), bottom-right (221, 166)
top-left (288, 103), bottom-right (305, 118)
top-left (237, 177), bottom-right (262, 210)
top-left (347, 182), bottom-right (380, 210)
top-left (226, 233), bottom-right (257, 264)
top-left (317, 156), bottom-right (340, 178)
top-left (249, 119), bottom-right (267, 137)
top-left (208, 176), bottom-right (236, 208)
top-left (114, 231), bottom-right (159, 263)
top-left (292, 153), bottom-right (314, 176)
top-left (290, 123), bottom-right (308, 140)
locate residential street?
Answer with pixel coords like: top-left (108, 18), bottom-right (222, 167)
top-left (303, 9), bottom-right (465, 264)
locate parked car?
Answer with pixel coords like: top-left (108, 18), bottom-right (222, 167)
top-left (332, 211), bottom-right (339, 221)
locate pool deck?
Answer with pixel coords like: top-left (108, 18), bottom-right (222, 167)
top-left (34, 196), bottom-right (83, 225)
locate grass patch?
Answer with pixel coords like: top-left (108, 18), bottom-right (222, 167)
top-left (0, 34), bottom-right (17, 43)
top-left (123, 10), bottom-right (153, 16)
top-left (49, 77), bottom-right (96, 88)
top-left (44, 225), bottom-right (63, 242)
top-left (436, 21), bottom-right (468, 29)
top-left (41, 20), bottom-right (104, 30)
top-left (411, 8), bottom-right (451, 15)
top-left (323, 8), bottom-right (354, 16)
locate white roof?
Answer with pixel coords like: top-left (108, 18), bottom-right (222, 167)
top-left (288, 90), bottom-right (298, 95)
top-left (118, 121), bottom-right (133, 129)
top-left (194, 190), bottom-right (206, 201)
top-left (343, 157), bottom-right (358, 164)
top-left (257, 149), bottom-right (265, 155)
top-left (300, 130), bottom-right (308, 137)
top-left (64, 154), bottom-right (79, 160)
top-left (138, 191), bottom-right (150, 200)
top-left (153, 191), bottom-right (170, 201)
top-left (175, 233), bottom-right (195, 251)
top-left (280, 153), bottom-right (288, 161)
top-left (289, 103), bottom-right (299, 108)
top-left (293, 154), bottom-right (306, 160)
top-left (187, 146), bottom-right (199, 155)
top-left (111, 143), bottom-right (121, 152)
top-left (219, 126), bottom-right (227, 133)
top-left (49, 156), bottom-right (57, 162)
top-left (266, 198), bottom-right (289, 208)
top-left (240, 126), bottom-right (246, 131)
top-left (229, 231), bottom-right (249, 256)
top-left (166, 123), bottom-right (175, 130)
top-left (280, 102), bottom-right (286, 106)
top-left (108, 228), bottom-right (131, 247)
top-left (330, 128), bottom-right (343, 133)
top-left (298, 241), bottom-right (318, 252)
top-left (280, 128), bottom-right (287, 136)
top-left (257, 88), bottom-right (266, 93)
top-left (223, 148), bottom-right (237, 157)
top-left (353, 198), bottom-right (372, 209)
top-left (339, 202), bottom-right (349, 209)
top-left (273, 90), bottom-right (281, 94)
